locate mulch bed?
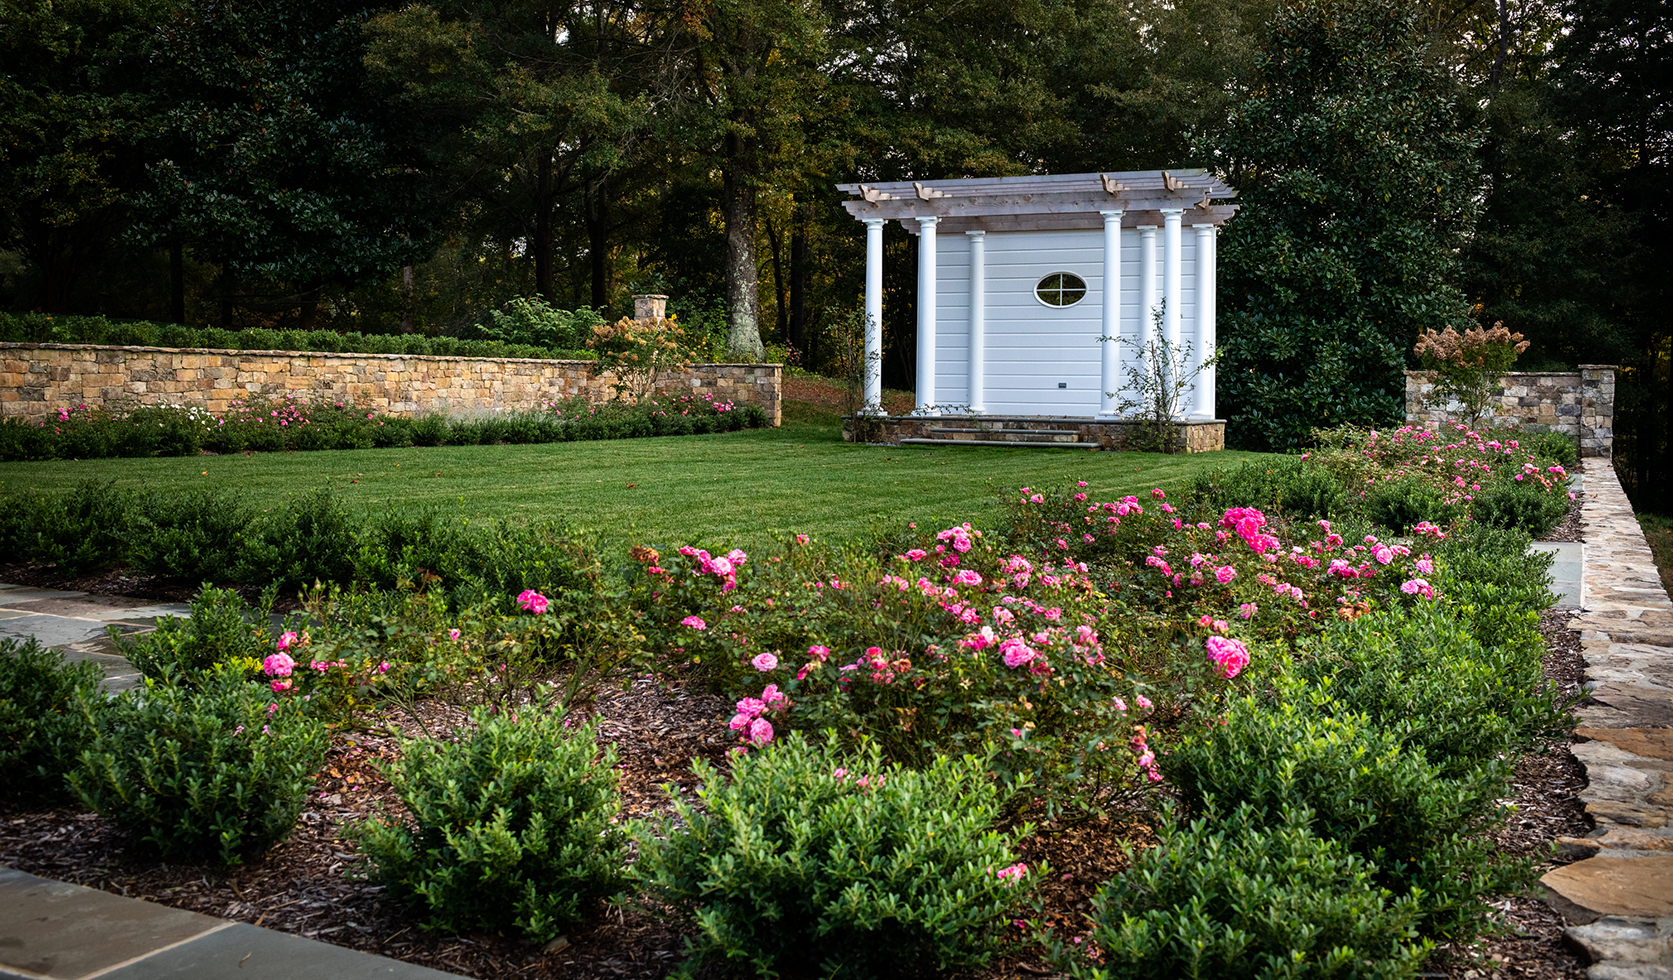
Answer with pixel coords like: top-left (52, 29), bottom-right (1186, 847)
top-left (1538, 493), bottom-right (1585, 544)
top-left (0, 506), bottom-right (1598, 979)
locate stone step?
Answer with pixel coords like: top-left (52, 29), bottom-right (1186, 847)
top-left (898, 437), bottom-right (1101, 450)
top-left (927, 427), bottom-right (1083, 436)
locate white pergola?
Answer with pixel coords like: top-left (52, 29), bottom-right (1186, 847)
top-left (836, 170), bottom-right (1238, 418)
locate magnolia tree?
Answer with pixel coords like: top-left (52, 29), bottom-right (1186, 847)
top-left (1413, 322), bottom-right (1530, 430)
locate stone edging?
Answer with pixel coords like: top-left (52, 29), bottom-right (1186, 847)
top-left (1538, 458), bottom-right (1673, 977)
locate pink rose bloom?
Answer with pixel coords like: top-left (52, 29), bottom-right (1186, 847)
top-left (808, 644), bottom-right (831, 661)
top-left (517, 590), bottom-right (550, 615)
top-left (1136, 695), bottom-right (1154, 711)
top-left (1239, 602), bottom-right (1258, 619)
top-left (708, 556), bottom-right (734, 576)
top-left (1401, 578), bottom-right (1435, 598)
top-left (1215, 566), bottom-right (1236, 584)
top-left (262, 652), bottom-right (295, 677)
top-left (996, 863), bottom-right (1028, 883)
top-left (752, 652), bottom-right (780, 672)
top-left (1415, 557), bottom-right (1434, 574)
top-left (1001, 638), bottom-right (1036, 669)
top-left (761, 684), bottom-right (787, 706)
top-left (954, 569), bottom-right (983, 586)
top-left (681, 615), bottom-right (707, 630)
top-left (903, 549), bottom-right (928, 561)
top-left (729, 712), bottom-right (752, 732)
top-left (1373, 545), bottom-right (1393, 565)
top-left (736, 696), bottom-right (767, 717)
top-left (448, 628), bottom-right (461, 641)
top-left (276, 631), bottom-right (300, 653)
top-left (747, 717), bottom-right (774, 747)
top-left (1205, 635), bottom-right (1251, 679)
top-left (796, 534), bottom-right (810, 545)
top-left (728, 548), bottom-right (748, 564)
top-left (270, 678), bottom-right (292, 693)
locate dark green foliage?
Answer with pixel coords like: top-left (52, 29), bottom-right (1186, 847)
top-left (1211, 0), bottom-right (1482, 451)
top-left (1163, 698), bottom-right (1529, 935)
top-left (1527, 432), bottom-right (1580, 469)
top-left (1365, 479), bottom-right (1464, 534)
top-left (634, 732), bottom-right (1033, 979)
top-left (1294, 604), bottom-right (1569, 776)
top-left (1054, 803), bottom-right (1428, 980)
top-left (5, 481), bottom-right (137, 576)
top-left (127, 488), bottom-right (255, 580)
top-left (0, 313), bottom-right (594, 362)
top-left (353, 710), bottom-right (626, 942)
top-left (0, 398), bottom-right (771, 463)
top-left (1471, 479), bottom-right (1571, 537)
top-left (1184, 455), bottom-right (1345, 520)
top-left (245, 489), bottom-right (358, 590)
top-left (69, 673), bottom-right (326, 866)
top-left (0, 638), bottom-right (107, 803)
top-left (117, 586), bottom-right (273, 685)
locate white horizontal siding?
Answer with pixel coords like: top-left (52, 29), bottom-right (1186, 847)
top-left (929, 227), bottom-right (1204, 416)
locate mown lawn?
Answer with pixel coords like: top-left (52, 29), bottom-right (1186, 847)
top-left (4, 422), bottom-right (1273, 550)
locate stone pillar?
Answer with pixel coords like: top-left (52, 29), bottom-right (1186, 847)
top-left (916, 216), bottom-right (939, 413)
top-left (863, 219), bottom-right (885, 412)
top-left (1100, 210), bottom-right (1123, 416)
top-left (1579, 364), bottom-right (1617, 458)
top-left (632, 294), bottom-right (668, 320)
top-left (1191, 223), bottom-right (1216, 419)
top-left (966, 230), bottom-right (986, 413)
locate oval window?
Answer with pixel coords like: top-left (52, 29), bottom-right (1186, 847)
top-left (1035, 272), bottom-right (1087, 307)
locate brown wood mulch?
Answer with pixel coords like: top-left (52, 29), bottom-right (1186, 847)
top-left (1537, 492), bottom-right (1586, 544)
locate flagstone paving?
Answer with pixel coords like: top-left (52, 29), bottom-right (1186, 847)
top-left (0, 868), bottom-right (458, 980)
top-left (1541, 458), bottom-right (1673, 979)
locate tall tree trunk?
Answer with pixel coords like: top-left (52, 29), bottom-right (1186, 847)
top-left (218, 264), bottom-right (234, 329)
top-left (401, 265), bottom-right (415, 333)
top-left (1489, 0), bottom-right (1509, 89)
top-left (722, 146), bottom-right (764, 360)
top-left (766, 215), bottom-right (788, 343)
top-left (169, 242), bottom-right (186, 324)
top-left (297, 280), bottom-right (323, 331)
top-left (534, 153), bottom-right (555, 301)
top-left (586, 175), bottom-right (610, 311)
top-left (790, 201), bottom-right (812, 366)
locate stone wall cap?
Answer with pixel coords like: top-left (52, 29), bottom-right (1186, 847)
top-left (0, 342), bottom-right (782, 371)
top-left (1578, 364), bottom-right (1619, 370)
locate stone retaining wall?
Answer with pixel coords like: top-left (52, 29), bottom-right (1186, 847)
top-left (0, 343), bottom-right (782, 426)
top-left (1538, 458), bottom-right (1673, 975)
top-left (1404, 366), bottom-right (1615, 457)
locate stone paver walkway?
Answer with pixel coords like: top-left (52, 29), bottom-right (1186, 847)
top-left (0, 585), bottom-right (192, 694)
top-left (1541, 458), bottom-right (1673, 979)
top-left (0, 868), bottom-right (457, 980)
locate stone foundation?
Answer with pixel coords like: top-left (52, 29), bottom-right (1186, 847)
top-left (1405, 366), bottom-right (1615, 457)
top-left (841, 415), bottom-right (1226, 453)
top-left (0, 343), bottom-right (781, 426)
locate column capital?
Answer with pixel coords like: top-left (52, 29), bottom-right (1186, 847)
top-left (863, 217), bottom-right (886, 228)
top-left (1137, 224), bottom-right (1158, 233)
top-left (965, 229), bottom-right (986, 237)
top-left (1099, 209), bottom-right (1124, 218)
top-left (1190, 222), bottom-right (1214, 230)
top-left (1160, 207), bottom-right (1185, 216)
top-left (916, 215), bottom-right (940, 227)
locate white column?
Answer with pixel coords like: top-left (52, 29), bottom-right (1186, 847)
top-left (1138, 225), bottom-right (1158, 357)
top-left (863, 219), bottom-right (885, 412)
top-left (915, 216), bottom-right (939, 413)
top-left (966, 230), bottom-right (986, 413)
top-left (1195, 225), bottom-right (1218, 419)
top-left (1161, 208), bottom-right (1184, 353)
top-left (1191, 223), bottom-right (1215, 418)
top-left (1099, 210), bottom-right (1123, 416)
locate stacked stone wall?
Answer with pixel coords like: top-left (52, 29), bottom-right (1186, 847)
top-left (0, 344), bottom-right (781, 426)
top-left (1404, 366), bottom-right (1615, 457)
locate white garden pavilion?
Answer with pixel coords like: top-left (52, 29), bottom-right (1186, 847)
top-left (836, 170), bottom-right (1238, 422)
